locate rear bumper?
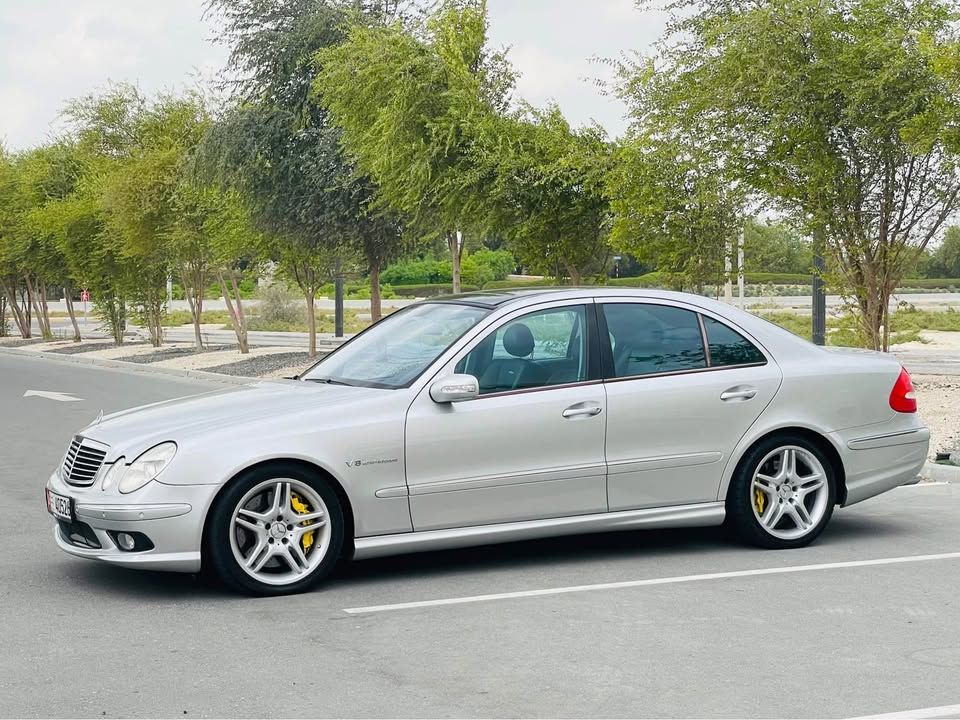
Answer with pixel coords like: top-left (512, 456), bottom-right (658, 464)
top-left (833, 426), bottom-right (930, 506)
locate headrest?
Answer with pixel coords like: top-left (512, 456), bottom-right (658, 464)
top-left (502, 323), bottom-right (535, 358)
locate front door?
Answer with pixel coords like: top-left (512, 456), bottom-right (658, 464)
top-left (598, 300), bottom-right (783, 510)
top-left (404, 301), bottom-right (608, 531)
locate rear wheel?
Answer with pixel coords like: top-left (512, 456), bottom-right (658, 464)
top-left (205, 463), bottom-right (344, 596)
top-left (727, 435), bottom-right (836, 549)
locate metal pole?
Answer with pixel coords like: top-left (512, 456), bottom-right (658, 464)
top-left (737, 230), bottom-right (745, 310)
top-left (724, 240), bottom-right (733, 304)
top-left (334, 257), bottom-right (344, 338)
top-left (812, 227), bottom-right (826, 346)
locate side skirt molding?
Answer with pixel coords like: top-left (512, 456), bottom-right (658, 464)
top-left (352, 502), bottom-right (726, 560)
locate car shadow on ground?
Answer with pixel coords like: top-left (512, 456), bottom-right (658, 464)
top-left (55, 510), bottom-right (916, 600)
top-left (332, 509), bottom-right (918, 588)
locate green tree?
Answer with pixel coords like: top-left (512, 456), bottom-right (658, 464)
top-left (489, 106), bottom-right (612, 284)
top-left (930, 225), bottom-right (960, 277)
top-left (625, 0), bottom-right (960, 349)
top-left (607, 136), bottom-right (741, 292)
top-left (315, 0), bottom-right (514, 293)
top-left (743, 220), bottom-right (813, 276)
top-left (202, 0), bottom-right (405, 350)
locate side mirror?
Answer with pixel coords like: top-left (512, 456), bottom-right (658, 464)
top-left (429, 374), bottom-right (479, 403)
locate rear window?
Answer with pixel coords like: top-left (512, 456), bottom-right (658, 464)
top-left (602, 303), bottom-right (706, 377)
top-left (702, 316), bottom-right (766, 367)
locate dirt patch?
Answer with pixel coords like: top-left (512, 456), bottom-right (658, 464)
top-left (913, 374), bottom-right (960, 458)
top-left (116, 345), bottom-right (234, 364)
top-left (204, 351), bottom-right (313, 377)
top-left (45, 342), bottom-right (142, 355)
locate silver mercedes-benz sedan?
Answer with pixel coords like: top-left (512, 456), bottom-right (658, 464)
top-left (45, 288), bottom-right (929, 595)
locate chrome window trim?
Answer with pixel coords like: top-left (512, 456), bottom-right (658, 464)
top-left (602, 361), bottom-right (769, 384)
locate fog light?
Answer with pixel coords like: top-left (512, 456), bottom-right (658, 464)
top-left (117, 533), bottom-right (136, 551)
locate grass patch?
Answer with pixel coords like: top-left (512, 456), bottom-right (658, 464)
top-left (160, 309), bottom-right (233, 327)
top-left (757, 307), bottom-right (959, 346)
top-left (232, 308), bottom-right (379, 335)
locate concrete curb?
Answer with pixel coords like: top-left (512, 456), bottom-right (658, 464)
top-left (921, 460), bottom-right (960, 483)
top-left (0, 346), bottom-right (256, 386)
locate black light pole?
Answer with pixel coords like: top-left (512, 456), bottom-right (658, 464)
top-left (812, 227), bottom-right (826, 346)
top-left (334, 257), bottom-right (344, 338)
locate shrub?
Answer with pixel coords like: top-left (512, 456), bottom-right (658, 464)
top-left (257, 284), bottom-right (303, 324)
top-left (391, 283), bottom-right (480, 297)
top-left (381, 258), bottom-right (451, 285)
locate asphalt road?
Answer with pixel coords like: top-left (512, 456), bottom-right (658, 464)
top-left (1, 353), bottom-right (959, 719)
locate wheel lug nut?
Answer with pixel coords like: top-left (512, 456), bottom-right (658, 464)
top-left (287, 524), bottom-right (293, 531)
top-left (282, 538), bottom-right (288, 544)
top-left (269, 538), bottom-right (274, 544)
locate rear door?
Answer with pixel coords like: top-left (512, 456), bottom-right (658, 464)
top-left (598, 300), bottom-right (783, 510)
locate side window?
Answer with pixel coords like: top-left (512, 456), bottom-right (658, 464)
top-left (702, 316), bottom-right (766, 366)
top-left (456, 305), bottom-right (588, 394)
top-left (602, 303), bottom-right (706, 378)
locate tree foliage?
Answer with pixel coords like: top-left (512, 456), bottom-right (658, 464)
top-left (623, 0), bottom-right (960, 348)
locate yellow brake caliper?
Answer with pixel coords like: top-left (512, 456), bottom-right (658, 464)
top-left (754, 488), bottom-right (766, 516)
top-left (290, 492), bottom-right (315, 553)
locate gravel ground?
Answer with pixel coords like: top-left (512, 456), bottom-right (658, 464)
top-left (203, 351), bottom-right (313, 377)
top-left (45, 341), bottom-right (145, 355)
top-left (913, 374), bottom-right (960, 458)
top-left (115, 344), bottom-right (234, 364)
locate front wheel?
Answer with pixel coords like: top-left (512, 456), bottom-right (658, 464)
top-left (205, 464), bottom-right (344, 596)
top-left (726, 436), bottom-right (836, 549)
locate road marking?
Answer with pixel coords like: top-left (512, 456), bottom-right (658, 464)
top-left (901, 481), bottom-right (951, 488)
top-left (23, 390), bottom-right (83, 402)
top-left (343, 551), bottom-right (960, 615)
top-left (847, 702), bottom-right (960, 719)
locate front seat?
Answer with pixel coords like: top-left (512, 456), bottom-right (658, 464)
top-left (477, 323), bottom-right (547, 392)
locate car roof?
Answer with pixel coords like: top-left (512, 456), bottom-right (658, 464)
top-left (427, 286), bottom-right (721, 308)
top-left (426, 286), bottom-right (817, 356)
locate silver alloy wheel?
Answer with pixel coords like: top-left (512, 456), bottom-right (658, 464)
top-left (750, 445), bottom-right (828, 540)
top-left (229, 478), bottom-right (332, 586)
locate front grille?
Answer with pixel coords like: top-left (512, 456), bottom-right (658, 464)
top-left (61, 437), bottom-right (107, 486)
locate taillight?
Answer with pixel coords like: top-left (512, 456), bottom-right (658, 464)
top-left (889, 367), bottom-right (917, 413)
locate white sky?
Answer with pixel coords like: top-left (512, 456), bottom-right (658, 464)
top-left (0, 0), bottom-right (667, 151)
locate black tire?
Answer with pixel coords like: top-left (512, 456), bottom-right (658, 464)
top-left (726, 434), bottom-right (837, 549)
top-left (204, 462), bottom-right (345, 596)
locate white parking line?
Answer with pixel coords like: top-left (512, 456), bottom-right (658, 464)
top-left (847, 702), bottom-right (960, 719)
top-left (343, 551), bottom-right (960, 615)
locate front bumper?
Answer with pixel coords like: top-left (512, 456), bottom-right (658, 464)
top-left (46, 470), bottom-right (219, 573)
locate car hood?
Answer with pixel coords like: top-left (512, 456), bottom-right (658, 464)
top-left (80, 380), bottom-right (384, 455)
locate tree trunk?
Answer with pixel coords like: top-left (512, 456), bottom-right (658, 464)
top-left (563, 260), bottom-right (583, 286)
top-left (25, 276), bottom-right (51, 338)
top-left (39, 285), bottom-right (51, 337)
top-left (306, 290), bottom-right (317, 358)
top-left (220, 271), bottom-right (249, 354)
top-left (63, 285), bottom-right (81, 342)
top-left (1, 279), bottom-right (30, 337)
top-left (369, 261), bottom-right (382, 323)
top-left (448, 231), bottom-right (462, 294)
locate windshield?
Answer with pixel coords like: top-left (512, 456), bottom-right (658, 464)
top-left (301, 302), bottom-right (490, 389)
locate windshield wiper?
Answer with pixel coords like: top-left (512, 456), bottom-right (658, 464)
top-left (303, 377), bottom-right (354, 386)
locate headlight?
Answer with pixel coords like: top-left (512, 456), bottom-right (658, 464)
top-left (117, 442), bottom-right (177, 494)
top-left (100, 458), bottom-right (125, 492)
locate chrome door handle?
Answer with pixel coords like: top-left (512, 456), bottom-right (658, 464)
top-left (720, 386), bottom-right (757, 402)
top-left (562, 403), bottom-right (603, 419)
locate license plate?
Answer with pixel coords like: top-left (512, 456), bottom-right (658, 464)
top-left (46, 488), bottom-right (74, 522)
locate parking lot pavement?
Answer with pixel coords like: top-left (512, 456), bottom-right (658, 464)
top-left (1, 353), bottom-right (958, 719)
